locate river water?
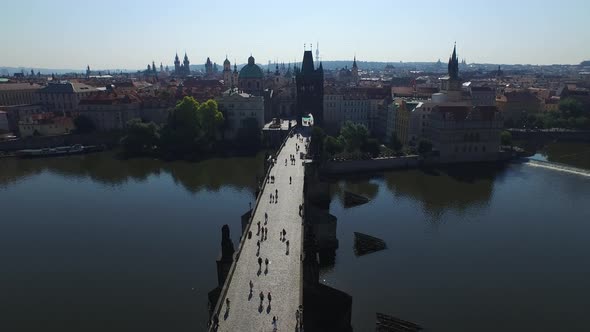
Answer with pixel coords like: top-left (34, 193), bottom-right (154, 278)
top-left (0, 144), bottom-right (589, 332)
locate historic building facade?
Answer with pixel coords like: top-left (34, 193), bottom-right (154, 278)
top-left (405, 44), bottom-right (503, 162)
top-left (216, 88), bottom-right (264, 140)
top-left (427, 105), bottom-right (503, 163)
top-left (77, 89), bottom-right (141, 131)
top-left (38, 82), bottom-right (98, 112)
top-left (0, 83), bottom-right (42, 106)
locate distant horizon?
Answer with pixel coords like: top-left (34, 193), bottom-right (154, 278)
top-left (1, 0), bottom-right (589, 69)
top-left (2, 59), bottom-right (587, 75)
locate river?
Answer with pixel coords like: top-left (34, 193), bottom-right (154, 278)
top-left (0, 143), bottom-right (589, 331)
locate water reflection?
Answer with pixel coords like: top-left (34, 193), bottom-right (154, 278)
top-left (0, 151), bottom-right (265, 194)
top-left (0, 151), bottom-right (267, 332)
top-left (384, 164), bottom-right (505, 218)
top-left (321, 163), bottom-right (590, 332)
top-left (325, 163), bottom-right (512, 220)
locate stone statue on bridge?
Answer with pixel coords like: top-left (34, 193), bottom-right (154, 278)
top-left (221, 224), bottom-right (235, 261)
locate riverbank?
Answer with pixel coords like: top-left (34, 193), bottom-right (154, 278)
top-left (0, 132), bottom-right (121, 152)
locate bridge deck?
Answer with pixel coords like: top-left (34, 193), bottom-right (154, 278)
top-left (214, 130), bottom-right (308, 331)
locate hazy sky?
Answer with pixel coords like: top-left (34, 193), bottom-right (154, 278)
top-left (1, 0), bottom-right (589, 69)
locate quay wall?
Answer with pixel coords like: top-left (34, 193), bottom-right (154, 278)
top-left (321, 155), bottom-right (419, 175)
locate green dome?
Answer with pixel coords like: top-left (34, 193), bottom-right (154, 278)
top-left (239, 56), bottom-right (263, 79)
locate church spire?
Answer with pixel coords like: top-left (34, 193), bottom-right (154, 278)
top-left (448, 42), bottom-right (459, 80)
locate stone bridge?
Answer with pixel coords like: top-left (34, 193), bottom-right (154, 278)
top-left (209, 126), bottom-right (309, 332)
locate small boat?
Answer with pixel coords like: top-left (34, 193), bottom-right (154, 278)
top-left (16, 144), bottom-right (100, 158)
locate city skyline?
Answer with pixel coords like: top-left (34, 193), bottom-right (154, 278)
top-left (1, 0), bottom-right (590, 69)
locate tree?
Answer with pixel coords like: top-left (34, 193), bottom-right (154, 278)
top-left (324, 135), bottom-right (343, 156)
top-left (417, 139), bottom-right (432, 155)
top-left (73, 115), bottom-right (96, 134)
top-left (361, 138), bottom-right (380, 158)
top-left (389, 133), bottom-right (403, 153)
top-left (160, 96), bottom-right (202, 156)
top-left (500, 130), bottom-right (512, 146)
top-left (121, 119), bottom-right (159, 156)
top-left (338, 121), bottom-right (368, 152)
top-left (559, 98), bottom-right (585, 118)
top-left (197, 99), bottom-right (224, 141)
top-left (158, 97), bottom-right (227, 158)
top-left (311, 126), bottom-right (326, 156)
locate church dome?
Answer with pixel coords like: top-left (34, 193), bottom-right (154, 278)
top-left (223, 58), bottom-right (230, 65)
top-left (239, 55), bottom-right (263, 79)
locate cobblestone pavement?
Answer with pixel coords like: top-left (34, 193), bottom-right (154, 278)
top-left (214, 130), bottom-right (308, 332)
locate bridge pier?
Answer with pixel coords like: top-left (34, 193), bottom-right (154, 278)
top-left (301, 162), bottom-right (353, 332)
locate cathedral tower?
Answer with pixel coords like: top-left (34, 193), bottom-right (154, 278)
top-left (352, 56), bottom-right (359, 83)
top-left (223, 57), bottom-right (232, 87)
top-left (183, 52), bottom-right (190, 75)
top-left (174, 53), bottom-right (180, 74)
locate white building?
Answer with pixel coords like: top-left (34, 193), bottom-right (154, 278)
top-left (408, 98), bottom-right (471, 146)
top-left (323, 87), bottom-right (390, 134)
top-left (216, 88), bottom-right (264, 140)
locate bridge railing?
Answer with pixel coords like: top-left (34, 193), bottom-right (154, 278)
top-left (208, 124), bottom-right (297, 330)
